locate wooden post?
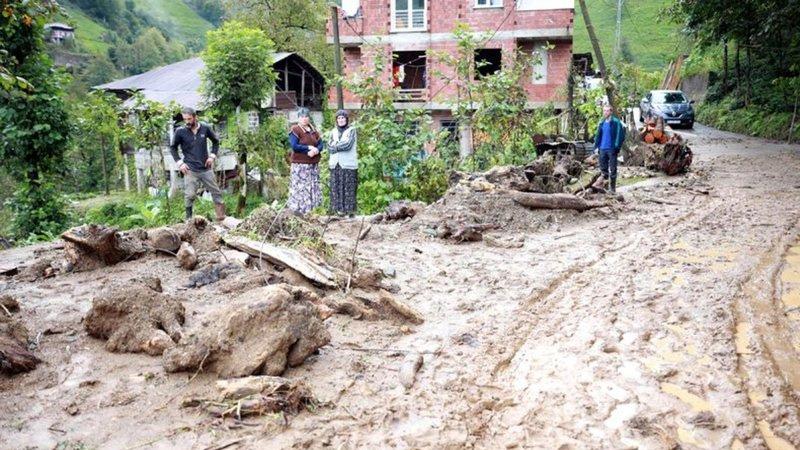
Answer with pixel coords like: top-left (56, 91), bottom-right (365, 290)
top-left (236, 105), bottom-right (247, 215)
top-left (577, 0), bottom-right (617, 113)
top-left (331, 5), bottom-right (345, 110)
top-left (123, 153), bottom-right (131, 191)
top-left (459, 122), bottom-right (473, 158)
top-left (100, 135), bottom-right (110, 195)
top-left (722, 38), bottom-right (728, 92)
top-left (136, 165), bottom-right (144, 194)
top-left (567, 61), bottom-right (575, 139)
top-left (169, 170), bottom-right (178, 198)
top-left (301, 69), bottom-right (306, 107)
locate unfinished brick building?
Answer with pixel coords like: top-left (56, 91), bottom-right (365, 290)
top-left (328, 0), bottom-right (574, 133)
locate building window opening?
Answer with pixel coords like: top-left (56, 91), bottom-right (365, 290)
top-left (475, 48), bottom-right (502, 78)
top-left (393, 51), bottom-right (427, 101)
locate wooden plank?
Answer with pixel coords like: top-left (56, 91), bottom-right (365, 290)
top-left (222, 235), bottom-right (338, 288)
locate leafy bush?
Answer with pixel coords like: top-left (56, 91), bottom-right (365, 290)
top-left (80, 192), bottom-right (266, 230)
top-left (697, 98), bottom-right (800, 141)
top-left (7, 181), bottom-right (72, 241)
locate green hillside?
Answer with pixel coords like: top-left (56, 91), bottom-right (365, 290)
top-left (131, 0), bottom-right (214, 46)
top-left (574, 0), bottom-right (689, 71)
top-left (58, 4), bottom-right (112, 56)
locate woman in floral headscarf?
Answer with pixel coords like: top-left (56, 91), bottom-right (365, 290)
top-left (287, 107), bottom-right (324, 214)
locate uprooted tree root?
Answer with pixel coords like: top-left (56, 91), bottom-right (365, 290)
top-left (84, 277), bottom-right (186, 356)
top-left (162, 284), bottom-right (330, 378)
top-left (62, 225), bottom-right (147, 271)
top-left (182, 376), bottom-right (316, 420)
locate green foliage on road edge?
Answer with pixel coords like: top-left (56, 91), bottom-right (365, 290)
top-left (697, 98), bottom-right (800, 142)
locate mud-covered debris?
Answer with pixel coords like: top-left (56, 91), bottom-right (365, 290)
top-left (17, 257), bottom-right (59, 281)
top-left (163, 284), bottom-right (330, 378)
top-left (177, 242), bottom-right (198, 270)
top-left (84, 278), bottom-right (185, 356)
top-left (0, 314), bottom-right (41, 374)
top-left (223, 235), bottom-right (338, 288)
top-left (238, 205), bottom-right (322, 241)
top-left (183, 375), bottom-right (315, 419)
top-left (174, 217), bottom-right (221, 253)
top-left (384, 201), bottom-right (426, 221)
top-left (186, 262), bottom-right (242, 288)
top-left (399, 353), bottom-right (423, 389)
top-left (0, 295), bottom-right (20, 313)
top-left (434, 221), bottom-right (498, 243)
top-left (62, 225), bottom-right (146, 271)
top-left (219, 249), bottom-right (250, 267)
top-left (146, 227), bottom-right (181, 254)
top-left (327, 289), bottom-right (424, 324)
top-left (483, 234), bottom-right (524, 249)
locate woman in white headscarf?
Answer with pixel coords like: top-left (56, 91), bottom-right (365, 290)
top-left (328, 109), bottom-right (358, 216)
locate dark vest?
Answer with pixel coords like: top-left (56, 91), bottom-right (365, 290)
top-left (290, 124), bottom-right (321, 164)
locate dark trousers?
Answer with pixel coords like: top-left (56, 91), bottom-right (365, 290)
top-left (599, 150), bottom-right (618, 180)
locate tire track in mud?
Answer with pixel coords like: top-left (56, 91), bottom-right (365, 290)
top-left (490, 196), bottom-right (714, 381)
top-left (470, 180), bottom-right (791, 447)
top-left (734, 218), bottom-right (800, 448)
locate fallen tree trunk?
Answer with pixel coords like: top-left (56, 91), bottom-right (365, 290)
top-left (222, 235), bottom-right (338, 288)
top-left (510, 191), bottom-right (610, 212)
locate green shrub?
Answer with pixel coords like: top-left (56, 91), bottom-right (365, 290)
top-left (697, 99), bottom-right (800, 141)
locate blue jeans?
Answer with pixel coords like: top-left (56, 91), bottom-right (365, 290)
top-left (599, 150), bottom-right (618, 180)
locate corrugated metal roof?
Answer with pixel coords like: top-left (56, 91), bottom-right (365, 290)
top-left (96, 52), bottom-right (296, 110)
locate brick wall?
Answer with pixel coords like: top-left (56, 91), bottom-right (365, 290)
top-left (327, 1), bottom-right (574, 109)
top-left (330, 1), bottom-right (573, 37)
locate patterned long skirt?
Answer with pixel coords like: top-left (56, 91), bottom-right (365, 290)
top-left (287, 163), bottom-right (322, 214)
top-left (330, 165), bottom-right (358, 215)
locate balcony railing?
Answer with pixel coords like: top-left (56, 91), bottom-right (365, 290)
top-left (396, 88), bottom-right (427, 102)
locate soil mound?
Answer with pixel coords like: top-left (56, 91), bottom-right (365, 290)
top-left (173, 217), bottom-right (221, 253)
top-left (84, 277), bottom-right (185, 356)
top-left (0, 314), bottom-right (40, 374)
top-left (162, 284), bottom-right (330, 378)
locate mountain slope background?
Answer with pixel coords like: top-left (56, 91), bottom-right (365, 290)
top-left (574, 0), bottom-right (688, 72)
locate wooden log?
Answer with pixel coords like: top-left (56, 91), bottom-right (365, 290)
top-left (510, 191), bottom-right (609, 212)
top-left (222, 235), bottom-right (338, 288)
top-left (572, 172), bottom-right (602, 194)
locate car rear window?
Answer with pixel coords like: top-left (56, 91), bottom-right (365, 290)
top-left (653, 92), bottom-right (687, 103)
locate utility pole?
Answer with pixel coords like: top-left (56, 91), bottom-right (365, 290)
top-left (578, 0), bottom-right (617, 113)
top-left (330, 5), bottom-right (345, 110)
top-left (614, 0), bottom-right (623, 60)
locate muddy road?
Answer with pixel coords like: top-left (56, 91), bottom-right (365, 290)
top-left (2, 124), bottom-right (800, 449)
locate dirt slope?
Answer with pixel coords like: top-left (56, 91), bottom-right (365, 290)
top-left (1, 124), bottom-right (800, 449)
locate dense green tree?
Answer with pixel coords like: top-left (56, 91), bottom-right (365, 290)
top-left (223, 0), bottom-right (332, 76)
top-left (202, 20), bottom-right (276, 213)
top-left (69, 92), bottom-right (128, 194)
top-left (0, 0), bottom-right (72, 239)
top-left (186, 0), bottom-right (225, 26)
top-left (115, 27), bottom-right (187, 74)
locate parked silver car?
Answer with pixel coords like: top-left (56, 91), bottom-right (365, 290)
top-left (639, 90), bottom-right (695, 129)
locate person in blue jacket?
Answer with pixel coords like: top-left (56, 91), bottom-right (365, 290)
top-left (593, 105), bottom-right (626, 193)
